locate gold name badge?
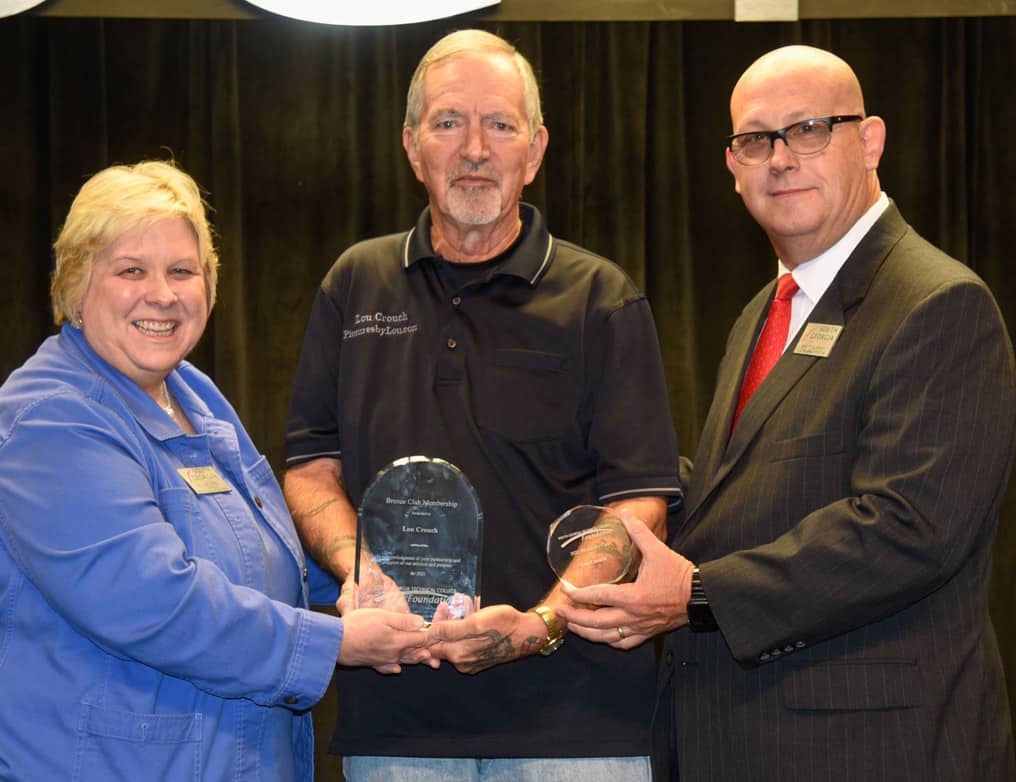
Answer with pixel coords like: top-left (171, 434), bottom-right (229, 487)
top-left (177, 466), bottom-right (232, 495)
top-left (793, 323), bottom-right (844, 358)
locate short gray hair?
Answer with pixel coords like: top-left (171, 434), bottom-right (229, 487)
top-left (404, 29), bottom-right (543, 143)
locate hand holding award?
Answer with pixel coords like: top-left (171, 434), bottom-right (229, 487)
top-left (547, 505), bottom-right (641, 588)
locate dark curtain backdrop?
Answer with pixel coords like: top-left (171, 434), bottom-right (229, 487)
top-left (3, 14), bottom-right (1015, 777)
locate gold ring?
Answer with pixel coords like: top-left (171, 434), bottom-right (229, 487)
top-left (617, 626), bottom-right (626, 641)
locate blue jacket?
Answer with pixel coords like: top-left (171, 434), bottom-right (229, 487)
top-left (0, 325), bottom-right (343, 781)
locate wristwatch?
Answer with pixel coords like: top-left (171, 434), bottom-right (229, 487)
top-left (687, 567), bottom-right (718, 633)
top-left (528, 605), bottom-right (565, 656)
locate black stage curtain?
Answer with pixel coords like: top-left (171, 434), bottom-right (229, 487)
top-left (3, 15), bottom-right (1014, 776)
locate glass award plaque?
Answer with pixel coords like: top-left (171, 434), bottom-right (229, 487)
top-left (355, 456), bottom-right (483, 622)
top-left (547, 505), bottom-right (640, 588)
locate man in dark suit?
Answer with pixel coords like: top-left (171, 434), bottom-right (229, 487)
top-left (558, 45), bottom-right (1016, 781)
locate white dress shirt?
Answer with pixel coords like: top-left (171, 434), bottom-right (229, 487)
top-left (780, 192), bottom-right (890, 350)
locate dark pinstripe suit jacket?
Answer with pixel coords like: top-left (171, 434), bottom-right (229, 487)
top-left (656, 205), bottom-right (1016, 781)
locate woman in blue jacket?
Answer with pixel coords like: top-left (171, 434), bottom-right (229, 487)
top-left (0, 160), bottom-right (436, 781)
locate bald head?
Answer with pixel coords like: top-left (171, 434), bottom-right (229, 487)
top-left (731, 45), bottom-right (866, 128)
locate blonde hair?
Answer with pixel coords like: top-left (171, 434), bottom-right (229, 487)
top-left (404, 29), bottom-right (543, 143)
top-left (51, 160), bottom-right (219, 325)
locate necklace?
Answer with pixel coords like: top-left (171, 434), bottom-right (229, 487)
top-left (160, 381), bottom-right (175, 418)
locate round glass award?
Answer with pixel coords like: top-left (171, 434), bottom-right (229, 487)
top-left (356, 456), bottom-right (483, 621)
top-left (547, 505), bottom-right (640, 589)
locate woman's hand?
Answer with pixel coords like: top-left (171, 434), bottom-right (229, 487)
top-left (337, 607), bottom-right (439, 674)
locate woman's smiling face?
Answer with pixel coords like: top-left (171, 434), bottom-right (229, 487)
top-left (80, 216), bottom-right (208, 396)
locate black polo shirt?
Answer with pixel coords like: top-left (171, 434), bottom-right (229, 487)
top-left (286, 203), bottom-right (681, 758)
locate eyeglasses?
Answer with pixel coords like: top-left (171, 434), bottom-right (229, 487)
top-left (727, 115), bottom-right (863, 166)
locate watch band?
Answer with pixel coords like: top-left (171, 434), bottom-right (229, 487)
top-left (688, 566), bottom-right (718, 633)
top-left (528, 605), bottom-right (565, 656)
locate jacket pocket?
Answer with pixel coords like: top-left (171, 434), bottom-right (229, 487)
top-left (780, 658), bottom-right (921, 711)
top-left (768, 430), bottom-right (846, 462)
top-left (245, 455), bottom-right (293, 533)
top-left (74, 702), bottom-right (202, 781)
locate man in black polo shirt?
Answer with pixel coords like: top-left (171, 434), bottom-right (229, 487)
top-left (284, 29), bottom-right (682, 782)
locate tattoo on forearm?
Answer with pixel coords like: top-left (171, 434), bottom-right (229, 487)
top-left (462, 631), bottom-right (516, 674)
top-left (603, 540), bottom-right (626, 567)
top-left (324, 534), bottom-right (357, 559)
top-left (302, 533), bottom-right (357, 580)
top-left (292, 498), bottom-right (338, 523)
top-left (520, 635), bottom-right (543, 657)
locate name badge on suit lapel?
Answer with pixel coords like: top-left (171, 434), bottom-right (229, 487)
top-left (793, 323), bottom-right (843, 358)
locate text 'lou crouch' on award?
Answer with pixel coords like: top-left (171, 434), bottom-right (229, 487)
top-left (547, 505), bottom-right (641, 588)
top-left (355, 456), bottom-right (483, 622)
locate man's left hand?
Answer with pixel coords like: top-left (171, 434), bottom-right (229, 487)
top-left (557, 512), bottom-right (694, 648)
top-left (427, 604), bottom-right (547, 673)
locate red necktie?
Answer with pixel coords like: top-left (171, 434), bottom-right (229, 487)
top-left (731, 274), bottom-right (799, 431)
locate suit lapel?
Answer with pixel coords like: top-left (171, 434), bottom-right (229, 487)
top-left (682, 282), bottom-right (772, 518)
top-left (723, 290), bottom-right (843, 461)
top-left (681, 203), bottom-right (910, 530)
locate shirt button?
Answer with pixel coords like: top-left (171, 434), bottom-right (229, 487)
top-left (452, 296), bottom-right (462, 306)
top-left (302, 566), bottom-right (309, 581)
top-left (253, 496), bottom-right (264, 509)
top-left (284, 696), bottom-right (299, 705)
top-left (759, 653), bottom-right (771, 662)
top-left (447, 338), bottom-right (457, 349)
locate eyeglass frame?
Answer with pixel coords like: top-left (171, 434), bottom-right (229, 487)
top-left (727, 115), bottom-right (864, 166)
